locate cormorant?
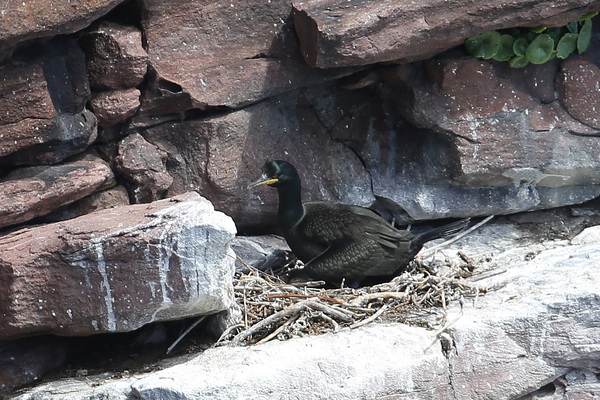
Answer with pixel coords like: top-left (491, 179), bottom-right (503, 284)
top-left (248, 160), bottom-right (469, 287)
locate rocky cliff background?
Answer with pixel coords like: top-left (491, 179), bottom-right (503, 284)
top-left (1, 0), bottom-right (600, 398)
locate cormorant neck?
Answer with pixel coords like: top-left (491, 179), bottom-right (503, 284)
top-left (276, 181), bottom-right (303, 229)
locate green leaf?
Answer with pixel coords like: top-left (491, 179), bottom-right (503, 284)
top-left (557, 33), bottom-right (578, 58)
top-left (567, 21), bottom-right (579, 34)
top-left (577, 18), bottom-right (592, 53)
top-left (578, 11), bottom-right (598, 21)
top-left (465, 31), bottom-right (502, 59)
top-left (548, 27), bottom-right (564, 43)
top-left (526, 34), bottom-right (555, 64)
top-left (530, 27), bottom-right (547, 34)
top-left (513, 38), bottom-right (529, 57)
top-left (493, 34), bottom-right (516, 61)
top-left (509, 55), bottom-right (529, 68)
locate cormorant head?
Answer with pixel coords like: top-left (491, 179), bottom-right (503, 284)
top-left (248, 160), bottom-right (300, 189)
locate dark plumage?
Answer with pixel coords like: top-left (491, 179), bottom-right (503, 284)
top-left (248, 160), bottom-right (469, 287)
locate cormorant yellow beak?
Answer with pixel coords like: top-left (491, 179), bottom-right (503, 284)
top-left (247, 176), bottom-right (279, 189)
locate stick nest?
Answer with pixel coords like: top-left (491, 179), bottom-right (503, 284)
top-left (217, 251), bottom-right (490, 347)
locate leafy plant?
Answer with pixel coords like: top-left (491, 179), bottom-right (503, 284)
top-left (464, 12), bottom-right (597, 68)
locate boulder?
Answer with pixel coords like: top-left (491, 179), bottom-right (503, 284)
top-left (0, 153), bottom-right (114, 229)
top-left (78, 22), bottom-right (148, 90)
top-left (0, 192), bottom-right (236, 340)
top-left (0, 0), bottom-right (127, 61)
top-left (89, 88), bottom-right (141, 128)
top-left (11, 221), bottom-right (600, 399)
top-left (138, 0), bottom-right (360, 113)
top-left (292, 0), bottom-right (600, 67)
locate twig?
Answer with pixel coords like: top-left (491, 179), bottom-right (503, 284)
top-left (467, 268), bottom-right (507, 282)
top-left (350, 304), bottom-right (389, 329)
top-left (166, 316), bottom-right (206, 354)
top-left (350, 291), bottom-right (407, 306)
top-left (255, 314), bottom-right (299, 345)
top-left (420, 215), bottom-right (495, 256)
top-left (265, 293), bottom-right (345, 305)
top-left (230, 302), bottom-right (307, 345)
top-left (305, 300), bottom-right (354, 323)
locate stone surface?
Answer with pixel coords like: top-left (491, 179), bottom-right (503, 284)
top-left (115, 133), bottom-right (173, 203)
top-left (231, 235), bottom-right (292, 273)
top-left (12, 220), bottom-right (600, 400)
top-left (0, 192), bottom-right (236, 340)
top-left (140, 91), bottom-right (375, 231)
top-left (0, 336), bottom-right (70, 396)
top-left (138, 0), bottom-right (359, 112)
top-left (556, 58), bottom-right (600, 129)
top-left (0, 38), bottom-right (95, 167)
top-left (0, 0), bottom-right (127, 61)
top-left (292, 0), bottom-right (600, 68)
top-left (79, 22), bottom-right (148, 90)
top-left (89, 88), bottom-right (141, 128)
top-left (41, 185), bottom-right (130, 223)
top-left (365, 56), bottom-right (600, 220)
top-left (0, 153), bottom-right (114, 229)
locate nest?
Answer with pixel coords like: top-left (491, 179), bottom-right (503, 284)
top-left (217, 249), bottom-right (492, 347)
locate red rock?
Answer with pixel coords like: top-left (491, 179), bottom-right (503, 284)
top-left (0, 64), bottom-right (56, 125)
top-left (292, 0), bottom-right (600, 68)
top-left (42, 185), bottom-right (131, 223)
top-left (138, 0), bottom-right (359, 112)
top-left (0, 192), bottom-right (236, 340)
top-left (0, 153), bottom-right (114, 229)
top-left (114, 133), bottom-right (173, 203)
top-left (89, 88), bottom-right (141, 128)
top-left (0, 0), bottom-right (127, 61)
top-left (556, 58), bottom-right (600, 129)
top-left (79, 22), bottom-right (148, 89)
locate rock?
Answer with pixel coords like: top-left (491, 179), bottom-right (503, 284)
top-left (0, 38), bottom-right (97, 167)
top-left (140, 90), bottom-right (375, 230)
top-left (445, 225), bottom-right (600, 400)
top-left (556, 58), bottom-right (600, 129)
top-left (0, 192), bottom-right (236, 340)
top-left (231, 235), bottom-right (292, 273)
top-left (138, 0), bottom-right (360, 112)
top-left (89, 88), bottom-right (141, 128)
top-left (79, 22), bottom-right (148, 90)
top-left (0, 0), bottom-right (127, 61)
top-left (114, 133), bottom-right (173, 203)
top-left (0, 336), bottom-right (69, 396)
top-left (0, 63), bottom-right (56, 126)
top-left (41, 185), bottom-right (131, 223)
top-left (12, 221), bottom-right (600, 400)
top-left (33, 37), bottom-right (91, 114)
top-left (292, 0), bottom-right (600, 67)
top-left (368, 57), bottom-right (600, 219)
top-left (0, 153), bottom-right (114, 229)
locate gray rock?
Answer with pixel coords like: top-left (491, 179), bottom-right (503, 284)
top-left (13, 222), bottom-right (600, 400)
top-left (231, 235), bottom-right (291, 273)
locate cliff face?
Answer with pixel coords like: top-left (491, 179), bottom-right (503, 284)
top-left (1, 0), bottom-right (600, 397)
